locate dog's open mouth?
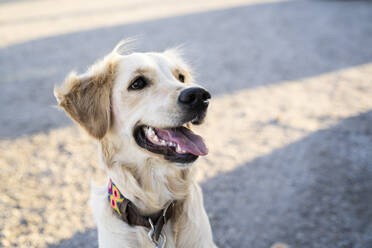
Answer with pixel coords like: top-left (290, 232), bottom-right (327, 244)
top-left (134, 125), bottom-right (208, 163)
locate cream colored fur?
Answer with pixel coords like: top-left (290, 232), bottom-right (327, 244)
top-left (55, 42), bottom-right (217, 248)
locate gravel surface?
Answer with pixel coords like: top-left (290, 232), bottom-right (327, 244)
top-left (1, 0), bottom-right (372, 247)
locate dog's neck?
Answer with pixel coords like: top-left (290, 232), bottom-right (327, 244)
top-left (100, 136), bottom-right (194, 215)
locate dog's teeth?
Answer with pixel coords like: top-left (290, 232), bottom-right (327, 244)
top-left (153, 135), bottom-right (159, 142)
top-left (160, 140), bottom-right (166, 145)
top-left (169, 142), bottom-right (176, 147)
top-left (182, 149), bottom-right (186, 153)
top-left (148, 127), bottom-right (154, 134)
top-left (176, 144), bottom-right (182, 153)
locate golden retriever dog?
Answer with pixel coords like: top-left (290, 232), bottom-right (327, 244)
top-left (54, 41), bottom-right (217, 248)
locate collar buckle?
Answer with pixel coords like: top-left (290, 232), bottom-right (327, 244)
top-left (148, 218), bottom-right (166, 248)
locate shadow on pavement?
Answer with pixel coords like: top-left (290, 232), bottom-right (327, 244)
top-left (47, 111), bottom-right (372, 248)
top-left (47, 228), bottom-right (98, 248)
top-left (203, 110), bottom-right (372, 248)
top-left (1, 0), bottom-right (372, 139)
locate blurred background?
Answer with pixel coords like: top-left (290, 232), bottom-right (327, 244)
top-left (1, 0), bottom-right (372, 247)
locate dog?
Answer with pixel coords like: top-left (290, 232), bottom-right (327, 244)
top-left (54, 41), bottom-right (217, 248)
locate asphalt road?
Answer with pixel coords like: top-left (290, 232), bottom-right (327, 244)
top-left (1, 0), bottom-right (372, 247)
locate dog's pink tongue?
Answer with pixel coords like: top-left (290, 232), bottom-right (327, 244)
top-left (156, 127), bottom-right (208, 156)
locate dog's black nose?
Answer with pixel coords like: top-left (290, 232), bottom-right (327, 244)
top-left (178, 87), bottom-right (211, 110)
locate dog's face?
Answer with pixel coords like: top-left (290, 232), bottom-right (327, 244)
top-left (55, 47), bottom-right (211, 168)
top-left (112, 50), bottom-right (211, 165)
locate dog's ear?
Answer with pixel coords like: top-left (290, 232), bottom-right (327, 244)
top-left (54, 60), bottom-right (117, 139)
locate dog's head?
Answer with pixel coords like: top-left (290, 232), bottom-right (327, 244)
top-left (54, 44), bottom-right (211, 168)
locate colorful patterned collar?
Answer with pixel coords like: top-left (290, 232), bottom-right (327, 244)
top-left (107, 178), bottom-right (176, 246)
top-left (108, 179), bottom-right (125, 216)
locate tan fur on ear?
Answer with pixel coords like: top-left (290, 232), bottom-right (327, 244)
top-left (54, 59), bottom-right (118, 139)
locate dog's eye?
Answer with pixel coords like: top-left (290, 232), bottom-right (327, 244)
top-left (178, 73), bottom-right (185, 83)
top-left (129, 77), bottom-right (147, 90)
